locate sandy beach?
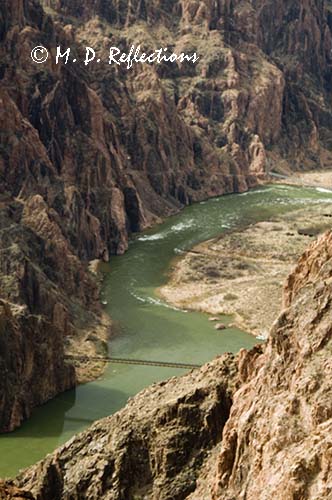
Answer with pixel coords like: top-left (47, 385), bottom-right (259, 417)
top-left (159, 199), bottom-right (332, 337)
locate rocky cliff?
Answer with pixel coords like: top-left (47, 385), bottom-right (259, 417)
top-left (0, 481), bottom-right (34, 500)
top-left (1, 0), bottom-right (332, 431)
top-left (202, 229), bottom-right (332, 500)
top-left (12, 230), bottom-right (332, 498)
top-left (43, 0), bottom-right (332, 171)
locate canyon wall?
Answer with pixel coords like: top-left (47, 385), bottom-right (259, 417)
top-left (14, 231), bottom-right (332, 498)
top-left (202, 229), bottom-right (332, 500)
top-left (1, 0), bottom-right (332, 431)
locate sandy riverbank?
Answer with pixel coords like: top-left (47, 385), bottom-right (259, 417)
top-left (272, 170), bottom-right (332, 190)
top-left (159, 201), bottom-right (332, 338)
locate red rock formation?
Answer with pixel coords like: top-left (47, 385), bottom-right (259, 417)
top-left (1, 0), bottom-right (332, 432)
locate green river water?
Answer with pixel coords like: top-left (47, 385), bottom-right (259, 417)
top-left (1, 184), bottom-right (332, 478)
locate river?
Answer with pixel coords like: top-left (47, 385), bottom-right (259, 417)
top-left (1, 184), bottom-right (331, 478)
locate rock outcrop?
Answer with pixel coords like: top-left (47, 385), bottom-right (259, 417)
top-left (17, 353), bottom-right (241, 500)
top-left (0, 299), bottom-right (74, 433)
top-left (1, 0), bottom-right (332, 431)
top-left (0, 481), bottom-right (35, 500)
top-left (284, 230), bottom-right (332, 307)
top-left (13, 231), bottom-right (332, 499)
top-left (204, 230), bottom-right (332, 499)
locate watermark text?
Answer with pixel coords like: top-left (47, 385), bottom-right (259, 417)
top-left (30, 45), bottom-right (199, 68)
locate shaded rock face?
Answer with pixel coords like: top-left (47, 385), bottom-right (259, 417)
top-left (0, 300), bottom-right (74, 433)
top-left (15, 232), bottom-right (332, 499)
top-left (0, 0), bottom-right (332, 431)
top-left (0, 480), bottom-right (35, 500)
top-left (17, 355), bottom-right (240, 500)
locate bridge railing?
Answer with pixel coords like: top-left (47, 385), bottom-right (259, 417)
top-left (65, 354), bottom-right (201, 370)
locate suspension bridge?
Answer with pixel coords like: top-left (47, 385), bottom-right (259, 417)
top-left (65, 354), bottom-right (201, 370)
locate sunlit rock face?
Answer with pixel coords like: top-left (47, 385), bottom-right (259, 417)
top-left (0, 0), bottom-right (332, 432)
top-left (206, 231), bottom-right (332, 500)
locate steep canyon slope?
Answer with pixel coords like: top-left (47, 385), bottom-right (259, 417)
top-left (1, 0), bottom-right (332, 431)
top-left (12, 230), bottom-right (332, 498)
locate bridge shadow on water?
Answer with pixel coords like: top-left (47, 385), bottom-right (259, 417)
top-left (0, 384), bottom-right (130, 477)
top-left (1, 384), bottom-right (128, 440)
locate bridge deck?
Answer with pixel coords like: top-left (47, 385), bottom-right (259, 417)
top-left (66, 355), bottom-right (200, 370)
